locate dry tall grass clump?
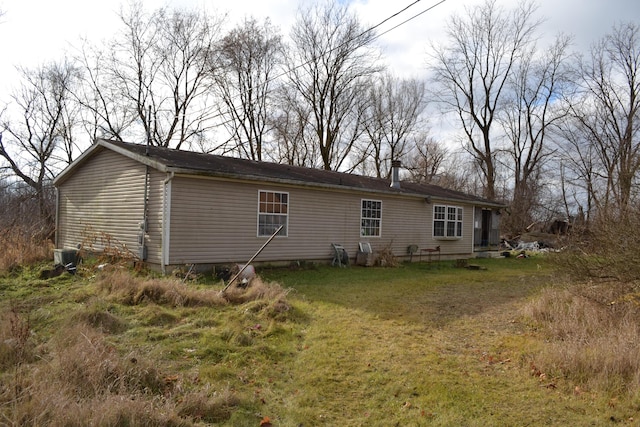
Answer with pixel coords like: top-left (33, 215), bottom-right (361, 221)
top-left (0, 308), bottom-right (35, 369)
top-left (524, 282), bottom-right (640, 394)
top-left (0, 227), bottom-right (53, 271)
top-left (95, 268), bottom-right (228, 307)
top-left (0, 320), bottom-right (168, 424)
top-left (95, 267), bottom-right (292, 316)
top-left (222, 276), bottom-right (292, 318)
top-left (49, 323), bottom-right (167, 398)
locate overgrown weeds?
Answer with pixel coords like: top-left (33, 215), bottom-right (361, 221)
top-left (0, 264), bottom-right (294, 425)
top-left (524, 280), bottom-right (640, 395)
top-left (0, 227), bottom-right (52, 272)
top-left (530, 215), bottom-right (640, 395)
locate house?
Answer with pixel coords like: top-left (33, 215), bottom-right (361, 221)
top-left (53, 139), bottom-right (503, 273)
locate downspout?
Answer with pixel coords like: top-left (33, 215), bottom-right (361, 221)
top-left (140, 106), bottom-right (151, 262)
top-left (139, 165), bottom-right (149, 261)
top-left (138, 106), bottom-right (151, 261)
top-left (54, 187), bottom-right (60, 248)
top-left (471, 206), bottom-right (476, 254)
top-left (161, 171), bottom-right (174, 274)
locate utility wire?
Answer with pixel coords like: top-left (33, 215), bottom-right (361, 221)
top-left (153, 0), bottom-right (449, 146)
top-left (375, 0), bottom-right (448, 39)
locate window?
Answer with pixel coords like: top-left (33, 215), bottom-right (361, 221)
top-left (433, 205), bottom-right (462, 238)
top-left (361, 199), bottom-right (382, 237)
top-left (258, 191), bottom-right (288, 236)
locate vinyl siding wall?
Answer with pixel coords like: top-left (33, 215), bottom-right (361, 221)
top-left (166, 175), bottom-right (475, 266)
top-left (57, 149), bottom-right (147, 257)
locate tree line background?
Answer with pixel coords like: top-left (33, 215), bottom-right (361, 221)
top-left (0, 0), bottom-right (639, 244)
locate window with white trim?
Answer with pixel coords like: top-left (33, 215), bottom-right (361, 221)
top-left (361, 199), bottom-right (382, 237)
top-left (258, 190), bottom-right (288, 237)
top-left (433, 205), bottom-right (462, 238)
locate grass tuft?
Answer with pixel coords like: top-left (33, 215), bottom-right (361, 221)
top-left (176, 389), bottom-right (243, 424)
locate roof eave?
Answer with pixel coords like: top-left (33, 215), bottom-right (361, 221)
top-left (53, 139), bottom-right (170, 186)
top-left (168, 167), bottom-right (504, 206)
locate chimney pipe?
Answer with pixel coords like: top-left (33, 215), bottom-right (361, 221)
top-left (390, 160), bottom-right (401, 189)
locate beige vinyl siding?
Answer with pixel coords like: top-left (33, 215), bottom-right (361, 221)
top-left (166, 175), bottom-right (476, 265)
top-left (57, 149), bottom-right (146, 256)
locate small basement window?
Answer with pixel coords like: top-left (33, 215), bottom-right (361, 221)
top-left (258, 190), bottom-right (288, 237)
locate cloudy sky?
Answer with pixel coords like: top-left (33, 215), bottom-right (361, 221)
top-left (0, 0), bottom-right (637, 131)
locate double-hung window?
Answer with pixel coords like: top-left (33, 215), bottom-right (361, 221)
top-left (361, 199), bottom-right (382, 237)
top-left (258, 190), bottom-right (288, 237)
top-left (433, 205), bottom-right (462, 238)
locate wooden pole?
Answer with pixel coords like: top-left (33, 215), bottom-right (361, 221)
top-left (220, 225), bottom-right (283, 294)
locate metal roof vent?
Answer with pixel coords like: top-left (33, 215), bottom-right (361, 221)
top-left (390, 160), bottom-right (401, 189)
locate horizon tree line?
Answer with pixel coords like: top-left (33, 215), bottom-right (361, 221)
top-left (0, 0), bottom-right (638, 239)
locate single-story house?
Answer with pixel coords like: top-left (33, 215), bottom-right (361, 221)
top-left (53, 139), bottom-right (503, 273)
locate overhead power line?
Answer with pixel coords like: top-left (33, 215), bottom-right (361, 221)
top-left (171, 0), bottom-right (450, 143)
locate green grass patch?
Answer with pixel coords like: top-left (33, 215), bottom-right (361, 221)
top-left (1, 255), bottom-right (639, 425)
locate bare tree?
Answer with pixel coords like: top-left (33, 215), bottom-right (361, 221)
top-left (570, 22), bottom-right (640, 220)
top-left (360, 73), bottom-right (427, 178)
top-left (499, 34), bottom-right (574, 233)
top-left (270, 85), bottom-right (318, 167)
top-left (0, 60), bottom-right (80, 233)
top-left (281, 1), bottom-right (381, 171)
top-left (405, 134), bottom-right (449, 184)
top-left (430, 0), bottom-right (540, 199)
top-left (77, 2), bottom-right (223, 149)
top-left (214, 17), bottom-right (283, 161)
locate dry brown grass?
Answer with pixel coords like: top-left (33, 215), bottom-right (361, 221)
top-left (0, 308), bottom-right (36, 370)
top-left (94, 268), bottom-right (293, 321)
top-left (0, 227), bottom-right (52, 272)
top-left (0, 262), bottom-right (298, 425)
top-left (95, 267), bottom-right (228, 307)
top-left (0, 318), bottom-right (181, 425)
top-left (524, 280), bottom-right (640, 394)
top-left (176, 389), bottom-right (242, 424)
top-left (0, 272), bottom-right (275, 425)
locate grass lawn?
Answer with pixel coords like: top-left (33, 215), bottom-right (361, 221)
top-left (1, 256), bottom-right (638, 425)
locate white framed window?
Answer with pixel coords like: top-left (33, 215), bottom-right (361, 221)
top-left (258, 190), bottom-right (288, 237)
top-left (433, 205), bottom-right (462, 238)
top-left (361, 199), bottom-right (382, 237)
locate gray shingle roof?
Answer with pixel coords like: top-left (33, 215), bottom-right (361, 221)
top-left (57, 139), bottom-right (504, 207)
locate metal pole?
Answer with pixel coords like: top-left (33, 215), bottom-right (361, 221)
top-left (220, 225), bottom-right (283, 294)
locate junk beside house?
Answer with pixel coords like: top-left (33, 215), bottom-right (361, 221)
top-left (501, 218), bottom-right (572, 257)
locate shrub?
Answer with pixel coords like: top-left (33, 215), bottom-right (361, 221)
top-left (554, 214), bottom-right (640, 282)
